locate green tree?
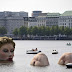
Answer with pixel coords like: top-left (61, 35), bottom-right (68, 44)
top-left (13, 28), bottom-right (19, 36)
top-left (64, 27), bottom-right (71, 36)
top-left (38, 26), bottom-right (42, 36)
top-left (19, 26), bottom-right (27, 38)
top-left (32, 26), bottom-right (38, 36)
top-left (0, 27), bottom-right (7, 35)
top-left (50, 26), bottom-right (55, 36)
top-left (59, 26), bottom-right (64, 35)
top-left (27, 26), bottom-right (33, 35)
top-left (54, 25), bottom-right (60, 35)
top-left (45, 26), bottom-right (50, 36)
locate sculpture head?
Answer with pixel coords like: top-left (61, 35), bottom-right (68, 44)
top-left (58, 53), bottom-right (72, 65)
top-left (0, 37), bottom-right (15, 61)
top-left (30, 53), bottom-right (49, 66)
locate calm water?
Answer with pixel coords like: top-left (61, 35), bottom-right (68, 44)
top-left (0, 40), bottom-right (72, 72)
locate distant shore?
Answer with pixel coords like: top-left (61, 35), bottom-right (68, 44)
top-left (12, 36), bottom-right (72, 40)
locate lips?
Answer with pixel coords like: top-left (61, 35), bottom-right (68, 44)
top-left (7, 58), bottom-right (13, 61)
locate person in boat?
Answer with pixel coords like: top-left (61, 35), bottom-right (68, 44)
top-left (69, 43), bottom-right (71, 45)
top-left (53, 50), bottom-right (56, 51)
top-left (0, 37), bottom-right (15, 61)
top-left (67, 43), bottom-right (71, 45)
top-left (32, 49), bottom-right (35, 51)
top-left (32, 48), bottom-right (38, 51)
top-left (35, 48), bottom-right (38, 51)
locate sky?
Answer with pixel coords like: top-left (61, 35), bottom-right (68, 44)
top-left (0, 0), bottom-right (72, 16)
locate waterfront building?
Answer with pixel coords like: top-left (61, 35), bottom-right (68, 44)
top-left (0, 11), bottom-right (28, 35)
top-left (0, 11), bottom-right (28, 17)
top-left (32, 11), bottom-right (42, 17)
top-left (46, 13), bottom-right (60, 27)
top-left (36, 13), bottom-right (47, 27)
top-left (1, 10), bottom-right (72, 36)
top-left (29, 11), bottom-right (61, 28)
top-left (23, 17), bottom-right (37, 27)
top-left (23, 17), bottom-right (28, 27)
top-left (37, 16), bottom-right (46, 27)
top-left (58, 11), bottom-right (72, 28)
top-left (6, 17), bottom-right (24, 34)
top-left (23, 11), bottom-right (72, 29)
top-left (28, 17), bottom-right (37, 27)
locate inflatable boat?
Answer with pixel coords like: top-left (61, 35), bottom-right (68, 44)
top-left (52, 50), bottom-right (58, 54)
top-left (66, 63), bottom-right (72, 68)
top-left (26, 50), bottom-right (41, 54)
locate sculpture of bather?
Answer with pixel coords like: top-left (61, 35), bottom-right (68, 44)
top-left (0, 37), bottom-right (15, 61)
top-left (30, 53), bottom-right (49, 66)
top-left (58, 52), bottom-right (72, 65)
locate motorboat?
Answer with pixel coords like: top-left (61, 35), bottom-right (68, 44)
top-left (66, 63), bottom-right (72, 68)
top-left (52, 50), bottom-right (58, 54)
top-left (26, 50), bottom-right (41, 54)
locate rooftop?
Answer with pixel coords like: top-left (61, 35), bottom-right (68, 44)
top-left (61, 11), bottom-right (72, 16)
top-left (47, 13), bottom-right (60, 17)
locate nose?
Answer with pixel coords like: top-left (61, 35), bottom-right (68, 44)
top-left (9, 52), bottom-right (13, 57)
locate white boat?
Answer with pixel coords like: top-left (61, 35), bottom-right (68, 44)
top-left (52, 50), bottom-right (58, 54)
top-left (66, 63), bottom-right (72, 68)
top-left (26, 50), bottom-right (41, 54)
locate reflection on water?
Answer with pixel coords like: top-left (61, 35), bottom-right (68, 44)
top-left (0, 40), bottom-right (72, 72)
top-left (0, 60), bottom-right (14, 65)
top-left (0, 61), bottom-right (15, 72)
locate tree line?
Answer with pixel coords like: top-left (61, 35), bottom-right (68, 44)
top-left (13, 25), bottom-right (72, 38)
top-left (0, 26), bottom-right (72, 38)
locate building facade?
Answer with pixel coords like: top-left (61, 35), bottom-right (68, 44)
top-left (46, 13), bottom-right (60, 27)
top-left (1, 10), bottom-right (72, 35)
top-left (58, 11), bottom-right (72, 28)
top-left (32, 11), bottom-right (42, 17)
top-left (0, 11), bottom-right (28, 35)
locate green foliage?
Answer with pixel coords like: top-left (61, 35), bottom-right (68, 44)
top-left (13, 28), bottom-right (19, 36)
top-left (27, 26), bottom-right (33, 35)
top-left (0, 27), bottom-right (7, 35)
top-left (19, 26), bottom-right (27, 36)
top-left (32, 26), bottom-right (38, 36)
top-left (12, 25), bottom-right (72, 37)
top-left (59, 26), bottom-right (64, 35)
top-left (45, 26), bottom-right (50, 36)
top-left (64, 27), bottom-right (71, 35)
top-left (50, 26), bottom-right (55, 36)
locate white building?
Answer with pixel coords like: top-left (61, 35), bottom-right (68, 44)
top-left (28, 17), bottom-right (37, 27)
top-left (58, 11), bottom-right (72, 28)
top-left (46, 13), bottom-right (60, 27)
top-left (37, 16), bottom-right (46, 27)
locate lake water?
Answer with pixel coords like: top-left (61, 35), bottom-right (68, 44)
top-left (0, 40), bottom-right (72, 72)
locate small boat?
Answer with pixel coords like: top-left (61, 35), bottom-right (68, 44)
top-left (66, 63), bottom-right (72, 68)
top-left (52, 50), bottom-right (58, 54)
top-left (26, 50), bottom-right (41, 54)
top-left (67, 43), bottom-right (71, 46)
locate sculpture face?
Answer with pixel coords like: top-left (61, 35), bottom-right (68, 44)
top-left (0, 43), bottom-right (14, 61)
top-left (58, 53), bottom-right (72, 65)
top-left (30, 53), bottom-right (49, 66)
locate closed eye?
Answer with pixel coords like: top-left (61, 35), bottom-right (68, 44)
top-left (10, 49), bottom-right (14, 52)
top-left (3, 49), bottom-right (8, 53)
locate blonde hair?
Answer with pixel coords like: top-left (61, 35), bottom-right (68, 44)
top-left (0, 37), bottom-right (15, 48)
